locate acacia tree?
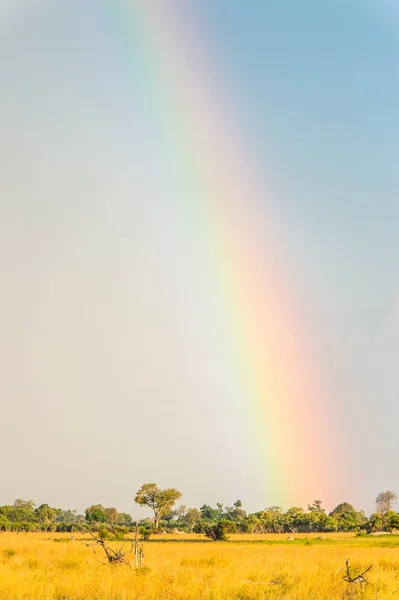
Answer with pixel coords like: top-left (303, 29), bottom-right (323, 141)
top-left (134, 483), bottom-right (182, 530)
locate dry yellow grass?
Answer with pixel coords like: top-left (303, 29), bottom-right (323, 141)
top-left (0, 532), bottom-right (398, 599)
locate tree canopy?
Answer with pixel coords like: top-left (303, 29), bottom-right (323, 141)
top-left (134, 483), bottom-right (182, 530)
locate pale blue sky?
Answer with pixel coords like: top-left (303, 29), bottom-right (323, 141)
top-left (0, 0), bottom-right (398, 516)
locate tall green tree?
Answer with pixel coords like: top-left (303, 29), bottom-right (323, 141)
top-left (85, 504), bottom-right (107, 523)
top-left (134, 483), bottom-right (182, 530)
top-left (200, 505), bottom-right (219, 522)
top-left (35, 504), bottom-right (56, 524)
top-left (11, 499), bottom-right (36, 522)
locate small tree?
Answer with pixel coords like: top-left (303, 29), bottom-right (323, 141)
top-left (185, 508), bottom-right (202, 532)
top-left (134, 483), bottom-right (182, 530)
top-left (307, 500), bottom-right (325, 513)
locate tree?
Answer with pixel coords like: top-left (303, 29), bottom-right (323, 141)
top-left (85, 504), bottom-right (107, 524)
top-left (105, 507), bottom-right (118, 525)
top-left (117, 512), bottom-right (133, 526)
top-left (330, 503), bottom-right (366, 532)
top-left (200, 505), bottom-right (219, 522)
top-left (134, 483), bottom-right (182, 530)
top-left (368, 512), bottom-right (384, 532)
top-left (240, 514), bottom-right (261, 533)
top-left (330, 503), bottom-right (356, 516)
top-left (308, 500), bottom-right (325, 513)
top-left (11, 499), bottom-right (36, 522)
top-left (35, 504), bottom-right (56, 524)
top-left (375, 491), bottom-right (398, 516)
top-left (182, 508), bottom-right (201, 532)
top-left (223, 500), bottom-right (247, 524)
top-left (285, 507), bottom-right (306, 532)
top-left (57, 509), bottom-right (78, 524)
top-left (386, 511), bottom-right (399, 531)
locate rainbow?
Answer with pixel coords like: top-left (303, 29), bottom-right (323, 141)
top-left (102, 0), bottom-right (335, 507)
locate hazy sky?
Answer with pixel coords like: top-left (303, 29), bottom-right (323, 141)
top-left (1, 0), bottom-right (398, 517)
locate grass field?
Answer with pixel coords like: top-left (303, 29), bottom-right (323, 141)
top-left (0, 532), bottom-right (398, 599)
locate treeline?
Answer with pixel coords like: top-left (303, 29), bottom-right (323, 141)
top-left (0, 488), bottom-right (398, 535)
top-left (0, 500), bottom-right (133, 533)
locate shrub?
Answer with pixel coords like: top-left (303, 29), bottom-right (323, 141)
top-left (98, 526), bottom-right (114, 540)
top-left (204, 520), bottom-right (236, 541)
top-left (55, 523), bottom-right (73, 533)
top-left (3, 547), bottom-right (16, 558)
top-left (113, 526), bottom-right (128, 540)
top-left (140, 525), bottom-right (153, 540)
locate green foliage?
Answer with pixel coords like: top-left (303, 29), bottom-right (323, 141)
top-left (204, 520), bottom-right (236, 541)
top-left (113, 526), bottom-right (129, 540)
top-left (117, 512), bottom-right (133, 526)
top-left (307, 500), bottom-right (325, 513)
top-left (104, 507), bottom-right (118, 525)
top-left (386, 511), bottom-right (399, 531)
top-left (356, 529), bottom-right (368, 537)
top-left (330, 502), bottom-right (356, 516)
top-left (98, 526), bottom-right (114, 540)
top-left (0, 499), bottom-right (36, 523)
top-left (200, 505), bottom-right (220, 522)
top-left (368, 513), bottom-right (384, 532)
top-left (84, 505), bottom-right (107, 524)
top-left (140, 524), bottom-right (153, 540)
top-left (0, 491), bottom-right (396, 536)
top-left (35, 504), bottom-right (56, 524)
top-left (135, 483), bottom-right (182, 530)
top-left (55, 523), bottom-right (73, 533)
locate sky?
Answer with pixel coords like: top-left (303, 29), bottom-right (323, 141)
top-left (1, 0), bottom-right (398, 517)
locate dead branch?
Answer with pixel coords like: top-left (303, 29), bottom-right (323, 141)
top-left (83, 527), bottom-right (130, 565)
top-left (336, 559), bottom-right (372, 586)
top-left (76, 524), bottom-right (145, 568)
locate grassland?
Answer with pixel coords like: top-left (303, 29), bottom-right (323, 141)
top-left (0, 532), bottom-right (398, 599)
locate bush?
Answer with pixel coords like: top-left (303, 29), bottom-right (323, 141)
top-left (140, 525), bottom-right (153, 540)
top-left (56, 523), bottom-right (73, 533)
top-left (98, 526), bottom-right (114, 540)
top-left (113, 526), bottom-right (128, 540)
top-left (204, 520), bottom-right (236, 541)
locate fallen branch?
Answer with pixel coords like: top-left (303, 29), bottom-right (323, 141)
top-left (335, 559), bottom-right (372, 585)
